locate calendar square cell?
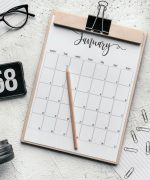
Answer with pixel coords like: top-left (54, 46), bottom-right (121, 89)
top-left (96, 113), bottom-right (110, 129)
top-left (115, 85), bottom-right (129, 101)
top-left (55, 119), bottom-right (68, 135)
top-left (49, 86), bottom-right (63, 102)
top-left (29, 113), bottom-right (43, 129)
top-left (90, 79), bottom-right (104, 95)
top-left (119, 70), bottom-right (133, 86)
top-left (74, 107), bottom-right (85, 123)
top-left (108, 116), bottom-right (122, 132)
top-left (74, 92), bottom-right (88, 108)
top-left (61, 89), bottom-right (75, 104)
top-left (56, 55), bottom-right (70, 71)
top-left (112, 100), bottom-right (126, 116)
top-left (92, 128), bottom-right (106, 144)
top-left (87, 94), bottom-right (101, 111)
top-left (42, 116), bottom-right (56, 132)
top-left (78, 76), bottom-right (92, 93)
top-left (99, 97), bottom-right (113, 114)
top-left (37, 83), bottom-right (50, 99)
top-left (103, 82), bottom-right (117, 98)
top-left (33, 98), bottom-right (47, 114)
top-left (94, 64), bottom-right (108, 80)
top-left (40, 68), bottom-right (54, 84)
top-left (83, 110), bottom-right (97, 126)
top-left (105, 131), bottom-right (119, 147)
top-left (71, 74), bottom-right (79, 90)
top-left (65, 74), bottom-right (79, 90)
top-left (70, 58), bottom-right (82, 74)
top-left (45, 101), bottom-right (59, 117)
top-left (67, 123), bottom-right (81, 138)
top-left (80, 125), bottom-right (94, 141)
top-left (58, 104), bottom-right (70, 120)
top-left (81, 61), bottom-right (95, 77)
top-left (106, 67), bottom-right (120, 83)
top-left (44, 52), bottom-right (58, 68)
top-left (53, 70), bottom-right (66, 87)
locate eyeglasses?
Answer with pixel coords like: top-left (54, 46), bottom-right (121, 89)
top-left (0, 4), bottom-right (35, 29)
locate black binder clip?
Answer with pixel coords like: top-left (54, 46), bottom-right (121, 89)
top-left (86, 1), bottom-right (111, 35)
top-left (0, 139), bottom-right (14, 165)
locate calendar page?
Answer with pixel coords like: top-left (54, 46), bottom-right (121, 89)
top-left (22, 15), bottom-right (142, 163)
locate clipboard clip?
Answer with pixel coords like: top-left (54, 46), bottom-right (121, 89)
top-left (86, 1), bottom-right (111, 35)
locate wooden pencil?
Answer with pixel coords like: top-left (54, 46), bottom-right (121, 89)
top-left (66, 66), bottom-right (78, 150)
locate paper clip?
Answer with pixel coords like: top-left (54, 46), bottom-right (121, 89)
top-left (124, 147), bottom-right (138, 153)
top-left (136, 127), bottom-right (150, 132)
top-left (124, 167), bottom-right (134, 179)
top-left (141, 109), bottom-right (148, 123)
top-left (146, 141), bottom-right (150, 155)
top-left (130, 130), bottom-right (138, 143)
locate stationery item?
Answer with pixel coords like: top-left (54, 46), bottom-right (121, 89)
top-left (0, 4), bottom-right (35, 29)
top-left (0, 140), bottom-right (14, 164)
top-left (66, 66), bottom-right (78, 150)
top-left (141, 109), bottom-right (148, 123)
top-left (114, 126), bottom-right (150, 180)
top-left (130, 130), bottom-right (138, 143)
top-left (21, 1), bottom-right (147, 164)
top-left (136, 126), bottom-right (150, 132)
top-left (0, 62), bottom-right (27, 99)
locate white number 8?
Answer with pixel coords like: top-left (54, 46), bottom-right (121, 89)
top-left (0, 69), bottom-right (18, 93)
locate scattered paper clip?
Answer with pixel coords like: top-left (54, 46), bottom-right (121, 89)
top-left (136, 127), bottom-right (150, 132)
top-left (130, 130), bottom-right (138, 143)
top-left (141, 109), bottom-right (148, 123)
top-left (146, 141), bottom-right (150, 155)
top-left (124, 147), bottom-right (138, 153)
top-left (124, 167), bottom-right (134, 179)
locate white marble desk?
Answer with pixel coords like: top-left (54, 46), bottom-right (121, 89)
top-left (0, 0), bottom-right (150, 179)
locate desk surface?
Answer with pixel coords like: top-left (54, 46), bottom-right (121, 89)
top-left (0, 0), bottom-right (150, 179)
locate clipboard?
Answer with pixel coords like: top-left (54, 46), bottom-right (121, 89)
top-left (21, 1), bottom-right (147, 164)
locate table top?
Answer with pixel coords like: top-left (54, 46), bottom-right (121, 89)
top-left (0, 0), bottom-right (150, 179)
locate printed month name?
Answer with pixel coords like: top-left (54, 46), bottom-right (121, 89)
top-left (74, 32), bottom-right (125, 56)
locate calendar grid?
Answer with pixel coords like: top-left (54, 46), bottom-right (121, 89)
top-left (30, 51), bottom-right (134, 149)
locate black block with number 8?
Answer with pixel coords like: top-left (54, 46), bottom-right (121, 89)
top-left (0, 62), bottom-right (27, 99)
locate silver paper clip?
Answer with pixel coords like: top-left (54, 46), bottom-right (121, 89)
top-left (146, 141), bottom-right (150, 155)
top-left (124, 167), bottom-right (134, 179)
top-left (130, 130), bottom-right (138, 143)
top-left (124, 147), bottom-right (138, 153)
top-left (136, 127), bottom-right (150, 132)
top-left (141, 109), bottom-right (148, 123)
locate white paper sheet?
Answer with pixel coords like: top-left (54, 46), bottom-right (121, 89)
top-left (23, 15), bottom-right (142, 163)
top-left (0, 0), bottom-right (22, 36)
